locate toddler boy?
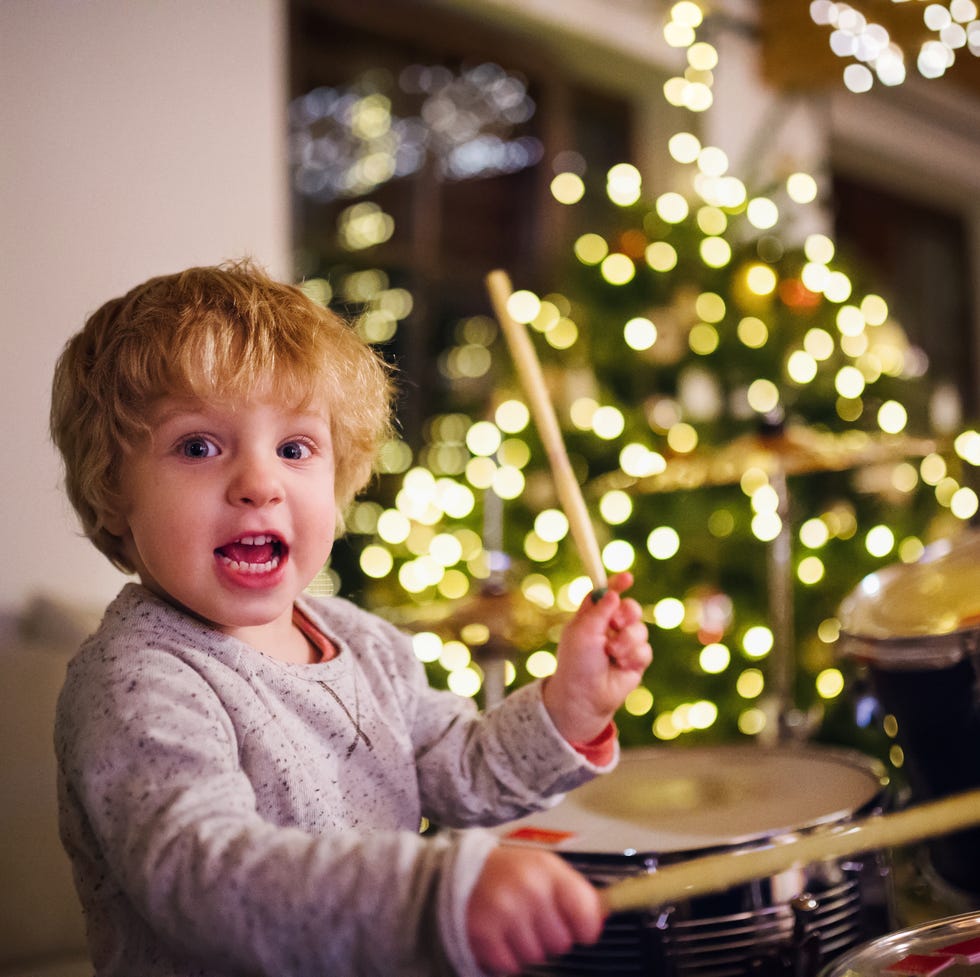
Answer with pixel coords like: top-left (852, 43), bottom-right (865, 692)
top-left (49, 260), bottom-right (652, 977)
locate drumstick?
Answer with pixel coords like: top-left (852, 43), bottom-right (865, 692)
top-left (600, 787), bottom-right (980, 914)
top-left (485, 269), bottom-right (607, 591)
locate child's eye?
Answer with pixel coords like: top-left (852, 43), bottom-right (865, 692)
top-left (179, 436), bottom-right (218, 459)
top-left (278, 440), bottom-right (312, 461)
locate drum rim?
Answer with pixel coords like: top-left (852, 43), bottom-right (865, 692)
top-left (818, 911), bottom-right (980, 977)
top-left (499, 743), bottom-right (888, 857)
top-left (839, 626), bottom-right (978, 668)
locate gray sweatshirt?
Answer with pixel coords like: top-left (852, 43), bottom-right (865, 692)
top-left (55, 584), bottom-right (613, 977)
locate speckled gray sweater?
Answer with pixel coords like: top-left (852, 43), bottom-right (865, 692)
top-left (55, 584), bottom-right (613, 977)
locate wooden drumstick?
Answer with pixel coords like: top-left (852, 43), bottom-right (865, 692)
top-left (485, 269), bottom-right (607, 591)
top-left (599, 787), bottom-right (980, 914)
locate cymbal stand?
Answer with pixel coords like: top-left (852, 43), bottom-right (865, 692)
top-left (477, 486), bottom-right (511, 709)
top-left (766, 467), bottom-right (805, 742)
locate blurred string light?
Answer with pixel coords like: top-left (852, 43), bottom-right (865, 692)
top-left (339, 0), bottom-right (979, 734)
top-left (810, 0), bottom-right (980, 93)
top-left (289, 62), bottom-right (541, 203)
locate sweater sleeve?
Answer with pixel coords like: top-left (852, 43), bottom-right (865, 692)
top-left (326, 604), bottom-right (617, 830)
top-left (56, 643), bottom-right (495, 977)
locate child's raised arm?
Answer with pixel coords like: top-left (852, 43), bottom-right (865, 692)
top-left (542, 571), bottom-right (652, 747)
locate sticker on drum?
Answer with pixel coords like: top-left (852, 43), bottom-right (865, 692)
top-left (820, 912), bottom-right (980, 977)
top-left (496, 744), bottom-right (891, 977)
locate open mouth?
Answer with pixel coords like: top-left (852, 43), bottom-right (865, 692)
top-left (215, 534), bottom-right (286, 574)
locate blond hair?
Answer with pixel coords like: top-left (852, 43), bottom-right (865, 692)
top-left (51, 259), bottom-right (395, 572)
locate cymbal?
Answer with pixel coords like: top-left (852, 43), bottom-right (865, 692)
top-left (633, 428), bottom-right (940, 493)
top-left (378, 586), bottom-right (568, 654)
top-left (839, 529), bottom-right (980, 643)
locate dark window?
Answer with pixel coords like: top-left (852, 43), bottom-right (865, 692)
top-left (831, 172), bottom-right (978, 420)
top-left (288, 0), bottom-right (633, 440)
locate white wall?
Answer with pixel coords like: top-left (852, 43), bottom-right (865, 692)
top-left (0, 0), bottom-right (290, 617)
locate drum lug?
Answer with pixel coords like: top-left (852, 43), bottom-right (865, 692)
top-left (790, 893), bottom-right (823, 977)
top-left (965, 630), bottom-right (980, 704)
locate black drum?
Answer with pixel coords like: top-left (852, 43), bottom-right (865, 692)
top-left (497, 744), bottom-right (892, 977)
top-left (839, 531), bottom-right (980, 896)
top-left (819, 911), bottom-right (980, 977)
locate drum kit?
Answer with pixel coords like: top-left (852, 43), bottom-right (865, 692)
top-left (454, 273), bottom-right (980, 977)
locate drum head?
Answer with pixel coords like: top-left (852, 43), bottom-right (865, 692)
top-left (500, 744), bottom-right (885, 857)
top-left (821, 912), bottom-right (980, 977)
top-left (839, 531), bottom-right (980, 652)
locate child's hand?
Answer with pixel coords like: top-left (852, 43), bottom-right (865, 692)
top-left (543, 571), bottom-right (652, 745)
top-left (466, 845), bottom-right (604, 975)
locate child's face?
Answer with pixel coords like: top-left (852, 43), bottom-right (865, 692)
top-left (108, 389), bottom-right (337, 643)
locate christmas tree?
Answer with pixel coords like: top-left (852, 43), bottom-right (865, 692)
top-left (292, 4), bottom-right (980, 773)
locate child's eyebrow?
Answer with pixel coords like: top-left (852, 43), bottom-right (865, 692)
top-left (147, 399), bottom-right (211, 426)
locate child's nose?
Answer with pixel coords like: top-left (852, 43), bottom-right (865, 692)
top-left (227, 455), bottom-right (283, 507)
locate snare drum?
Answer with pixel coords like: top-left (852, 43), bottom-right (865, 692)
top-left (839, 531), bottom-right (980, 894)
top-left (497, 744), bottom-right (891, 977)
top-left (820, 912), bottom-right (980, 977)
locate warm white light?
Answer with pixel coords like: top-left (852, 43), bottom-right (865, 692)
top-left (551, 172), bottom-right (585, 205)
top-left (465, 421), bottom-right (502, 457)
top-left (360, 544), bottom-right (394, 579)
top-left (535, 509), bottom-right (569, 542)
top-left (803, 328), bottom-right (834, 362)
top-left (669, 132), bottom-right (701, 163)
top-left (877, 400), bottom-right (908, 433)
top-left (866, 525), bottom-right (896, 558)
top-left (656, 192), bottom-right (690, 223)
top-left (495, 399), bottom-right (530, 433)
top-left (592, 405), bottom-right (626, 439)
top-left (700, 237), bottom-right (732, 268)
top-left (526, 650), bottom-right (557, 678)
top-left (951, 487), bottom-right (979, 520)
top-left (798, 555), bottom-right (825, 584)
top-left (654, 597), bottom-right (686, 629)
top-left (835, 365), bottom-right (866, 398)
top-left (647, 526), bottom-right (681, 559)
top-left (742, 625), bottom-right (773, 658)
top-left (816, 668), bottom-right (845, 699)
top-left (800, 517), bottom-right (830, 548)
top-left (746, 197), bottom-right (779, 229)
top-left (412, 631), bottom-right (443, 663)
top-left (574, 233), bottom-right (608, 265)
top-left (787, 350), bottom-right (818, 384)
top-left (747, 378), bottom-right (780, 413)
top-left (745, 263), bottom-right (777, 295)
top-left (601, 253), bottom-right (636, 285)
top-left (698, 146), bottom-right (729, 177)
top-left (844, 63), bottom-right (874, 92)
top-left (787, 172), bottom-right (818, 203)
top-left (752, 511), bottom-right (782, 542)
top-left (620, 443), bottom-right (666, 477)
top-left (624, 317), bottom-right (658, 350)
top-left (599, 490), bottom-right (633, 524)
top-left (666, 422), bottom-right (698, 453)
top-left (671, 1), bottom-right (704, 28)
top-left (805, 234), bottom-right (835, 264)
top-left (646, 241), bottom-right (678, 271)
top-left (737, 669), bottom-right (765, 698)
top-left (603, 539), bottom-right (635, 572)
top-left (700, 643), bottom-right (730, 674)
top-left (607, 163), bottom-right (642, 206)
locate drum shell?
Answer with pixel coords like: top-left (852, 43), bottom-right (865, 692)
top-left (851, 638), bottom-right (980, 894)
